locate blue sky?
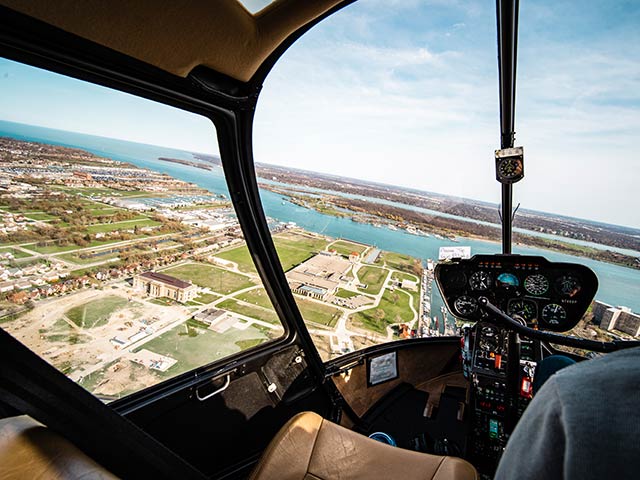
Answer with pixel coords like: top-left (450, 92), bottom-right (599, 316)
top-left (0, 58), bottom-right (218, 153)
top-left (0, 0), bottom-right (638, 228)
top-left (254, 0), bottom-right (640, 227)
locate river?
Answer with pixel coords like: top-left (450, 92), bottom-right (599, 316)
top-left (1, 120), bottom-right (638, 312)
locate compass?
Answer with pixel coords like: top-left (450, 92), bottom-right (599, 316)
top-left (495, 147), bottom-right (524, 184)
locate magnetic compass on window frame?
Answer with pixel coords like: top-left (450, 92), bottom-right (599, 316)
top-left (495, 146), bottom-right (524, 184)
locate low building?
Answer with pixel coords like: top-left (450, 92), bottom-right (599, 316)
top-left (599, 307), bottom-right (621, 331)
top-left (401, 279), bottom-right (418, 291)
top-left (194, 308), bottom-right (227, 325)
top-left (591, 300), bottom-right (612, 325)
top-left (615, 309), bottom-right (640, 337)
top-left (598, 305), bottom-right (640, 337)
top-left (133, 271), bottom-right (196, 303)
top-left (286, 251), bottom-right (351, 301)
top-left (14, 280), bottom-right (32, 290)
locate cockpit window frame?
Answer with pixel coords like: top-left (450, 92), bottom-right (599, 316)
top-left (0, 5), bottom-right (347, 407)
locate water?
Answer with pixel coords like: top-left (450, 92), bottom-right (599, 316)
top-left (262, 178), bottom-right (640, 257)
top-left (1, 120), bottom-right (639, 312)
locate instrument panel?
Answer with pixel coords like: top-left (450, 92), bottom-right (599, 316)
top-left (435, 254), bottom-right (598, 332)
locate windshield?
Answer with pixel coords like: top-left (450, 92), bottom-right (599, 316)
top-left (251, 0), bottom-right (640, 360)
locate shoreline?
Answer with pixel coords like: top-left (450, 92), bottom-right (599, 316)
top-left (260, 184), bottom-right (639, 271)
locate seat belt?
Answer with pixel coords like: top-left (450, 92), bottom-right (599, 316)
top-left (0, 328), bottom-right (208, 480)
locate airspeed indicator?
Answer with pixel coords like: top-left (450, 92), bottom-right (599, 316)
top-left (524, 274), bottom-right (549, 296)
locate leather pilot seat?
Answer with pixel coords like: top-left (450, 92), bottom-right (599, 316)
top-left (250, 412), bottom-right (478, 480)
top-left (0, 415), bottom-right (117, 480)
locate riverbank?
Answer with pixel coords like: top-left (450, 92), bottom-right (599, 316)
top-left (256, 163), bottom-right (640, 253)
top-left (261, 184), bottom-right (639, 270)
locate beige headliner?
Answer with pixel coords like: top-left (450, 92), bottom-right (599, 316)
top-left (1, 0), bottom-right (344, 82)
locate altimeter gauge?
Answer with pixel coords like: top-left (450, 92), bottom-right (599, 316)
top-left (454, 296), bottom-right (478, 316)
top-left (469, 271), bottom-right (492, 291)
top-left (495, 146), bottom-right (524, 184)
top-left (524, 274), bottom-right (549, 296)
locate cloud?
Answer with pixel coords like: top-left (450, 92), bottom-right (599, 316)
top-left (253, 0), bottom-right (640, 227)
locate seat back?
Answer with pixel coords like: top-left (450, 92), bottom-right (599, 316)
top-left (0, 415), bottom-right (118, 480)
top-left (250, 412), bottom-right (477, 480)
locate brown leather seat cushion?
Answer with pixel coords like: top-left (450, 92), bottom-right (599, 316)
top-left (0, 415), bottom-right (117, 480)
top-left (250, 412), bottom-right (477, 480)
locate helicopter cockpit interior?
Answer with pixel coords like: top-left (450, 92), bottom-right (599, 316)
top-left (0, 1), bottom-right (639, 479)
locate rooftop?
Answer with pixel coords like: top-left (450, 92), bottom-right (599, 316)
top-left (139, 271), bottom-right (192, 289)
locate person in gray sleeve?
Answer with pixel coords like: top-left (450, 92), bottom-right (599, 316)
top-left (494, 347), bottom-right (640, 480)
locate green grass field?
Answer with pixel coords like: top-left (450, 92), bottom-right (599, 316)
top-left (378, 288), bottom-right (414, 323)
top-left (357, 265), bottom-right (388, 295)
top-left (391, 272), bottom-right (421, 306)
top-left (86, 218), bottom-right (161, 234)
top-left (391, 271), bottom-right (419, 282)
top-left (295, 297), bottom-right (342, 328)
top-left (334, 288), bottom-right (360, 299)
top-left (233, 288), bottom-right (274, 309)
top-left (274, 233), bottom-right (330, 271)
top-left (163, 263), bottom-right (255, 294)
top-left (59, 251), bottom-right (120, 265)
top-left (29, 243), bottom-right (80, 254)
top-left (328, 240), bottom-right (368, 257)
top-left (214, 245), bottom-right (256, 273)
top-left (193, 292), bottom-right (220, 304)
top-left (136, 319), bottom-right (274, 377)
top-left (23, 212), bottom-right (58, 221)
top-left (53, 186), bottom-right (118, 196)
top-left (0, 247), bottom-right (33, 259)
top-left (217, 299), bottom-right (280, 324)
top-left (235, 338), bottom-right (264, 350)
top-left (66, 296), bottom-right (130, 328)
top-left (29, 236), bottom-right (138, 254)
top-left (350, 288), bottom-right (413, 334)
top-left (86, 206), bottom-right (122, 214)
top-left (376, 251), bottom-right (421, 274)
top-left (216, 232), bottom-right (329, 274)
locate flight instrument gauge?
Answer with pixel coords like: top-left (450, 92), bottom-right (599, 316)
top-left (496, 272), bottom-right (519, 288)
top-left (454, 296), bottom-right (478, 316)
top-left (479, 325), bottom-right (500, 351)
top-left (556, 275), bottom-right (581, 297)
top-left (469, 271), bottom-right (492, 291)
top-left (508, 299), bottom-right (537, 323)
top-left (495, 147), bottom-right (524, 184)
top-left (524, 274), bottom-right (549, 296)
top-left (541, 303), bottom-right (567, 326)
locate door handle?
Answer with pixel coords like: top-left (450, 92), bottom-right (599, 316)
top-left (196, 373), bottom-right (231, 401)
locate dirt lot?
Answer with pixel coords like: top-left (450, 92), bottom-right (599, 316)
top-left (3, 282), bottom-right (192, 383)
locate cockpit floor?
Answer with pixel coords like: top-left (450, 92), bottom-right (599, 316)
top-left (356, 383), bottom-right (468, 456)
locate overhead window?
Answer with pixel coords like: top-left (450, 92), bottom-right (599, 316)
top-left (237, 0), bottom-right (278, 15)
